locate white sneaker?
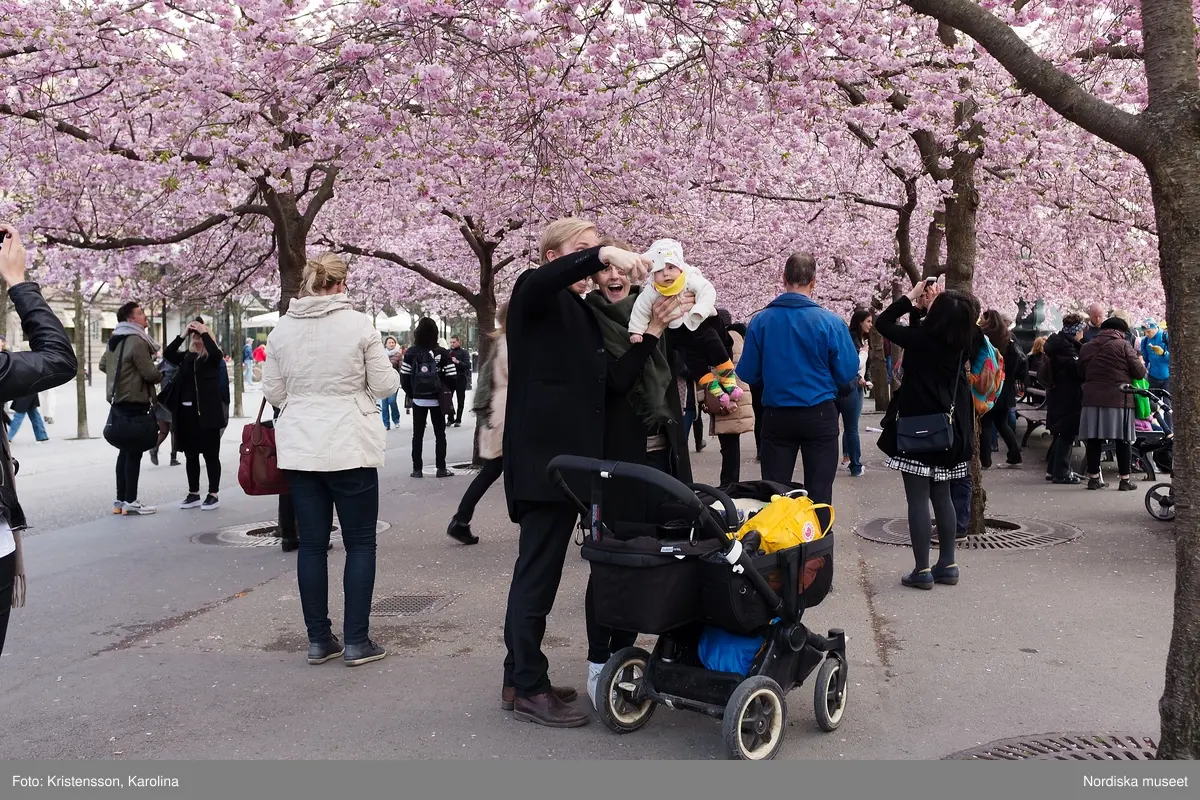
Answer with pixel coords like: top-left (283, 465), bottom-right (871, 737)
top-left (587, 661), bottom-right (604, 711)
top-left (123, 501), bottom-right (157, 516)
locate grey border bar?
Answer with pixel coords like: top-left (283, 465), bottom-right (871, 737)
top-left (3, 760), bottom-right (1195, 800)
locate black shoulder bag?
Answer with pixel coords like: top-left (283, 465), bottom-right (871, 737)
top-left (103, 339), bottom-right (160, 452)
top-left (895, 351), bottom-right (964, 455)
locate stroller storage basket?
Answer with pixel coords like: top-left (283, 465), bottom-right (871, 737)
top-left (699, 534), bottom-right (835, 636)
top-left (583, 535), bottom-right (724, 635)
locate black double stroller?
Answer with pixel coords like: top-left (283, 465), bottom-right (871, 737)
top-left (1117, 384), bottom-right (1176, 522)
top-left (548, 456), bottom-right (848, 760)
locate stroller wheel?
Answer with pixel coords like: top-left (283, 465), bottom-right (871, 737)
top-left (596, 647), bottom-right (656, 733)
top-left (1146, 483), bottom-right (1176, 522)
top-left (723, 675), bottom-right (787, 761)
top-left (813, 657), bottom-right (847, 731)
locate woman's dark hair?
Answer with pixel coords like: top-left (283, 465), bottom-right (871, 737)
top-left (849, 307), bottom-right (871, 350)
top-left (980, 309), bottom-right (1011, 351)
top-left (1101, 316), bottom-right (1130, 333)
top-left (716, 308), bottom-right (733, 329)
top-left (414, 317), bottom-right (439, 348)
top-left (921, 289), bottom-right (980, 356)
top-left (1062, 312), bottom-right (1085, 328)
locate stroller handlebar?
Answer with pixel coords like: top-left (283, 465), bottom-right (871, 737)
top-left (546, 456), bottom-right (740, 535)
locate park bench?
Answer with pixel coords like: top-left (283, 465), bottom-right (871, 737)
top-left (1016, 390), bottom-right (1050, 447)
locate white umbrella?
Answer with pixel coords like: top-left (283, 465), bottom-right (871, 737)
top-left (246, 311), bottom-right (279, 328)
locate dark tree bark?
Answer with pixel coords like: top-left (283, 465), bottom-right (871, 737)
top-left (73, 274), bottom-right (88, 440)
top-left (903, 0), bottom-right (1200, 760)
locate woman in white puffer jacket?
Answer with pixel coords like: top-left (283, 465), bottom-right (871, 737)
top-left (262, 253), bottom-right (401, 668)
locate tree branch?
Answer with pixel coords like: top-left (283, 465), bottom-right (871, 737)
top-left (42, 202), bottom-right (262, 251)
top-left (901, 0), bottom-right (1148, 157)
top-left (301, 167), bottom-right (338, 230)
top-left (334, 242), bottom-right (477, 303)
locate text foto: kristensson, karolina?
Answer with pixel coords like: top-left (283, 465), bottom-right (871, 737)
top-left (1085, 776), bottom-right (1189, 788)
top-left (13, 775), bottom-right (180, 788)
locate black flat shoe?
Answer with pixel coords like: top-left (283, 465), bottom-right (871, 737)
top-left (411, 470), bottom-right (424, 478)
top-left (281, 538), bottom-right (299, 552)
top-left (447, 519), bottom-right (479, 545)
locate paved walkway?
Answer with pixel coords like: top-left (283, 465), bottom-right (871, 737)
top-left (0, 410), bottom-right (1175, 759)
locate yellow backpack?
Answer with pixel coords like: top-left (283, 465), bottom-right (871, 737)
top-left (732, 493), bottom-right (834, 554)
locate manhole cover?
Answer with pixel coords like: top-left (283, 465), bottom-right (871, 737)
top-left (192, 520), bottom-right (392, 547)
top-left (370, 594), bottom-right (456, 616)
top-left (945, 733), bottom-right (1157, 760)
top-left (855, 517), bottom-right (1082, 550)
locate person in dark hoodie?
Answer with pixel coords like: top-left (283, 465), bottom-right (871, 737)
top-left (162, 319), bottom-right (227, 510)
top-left (400, 318), bottom-right (457, 478)
top-left (1042, 315), bottom-right (1087, 484)
top-left (99, 300), bottom-right (164, 516)
top-left (737, 251), bottom-right (859, 506)
top-left (0, 224), bottom-right (78, 656)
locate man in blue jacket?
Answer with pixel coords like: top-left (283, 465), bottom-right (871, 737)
top-left (1140, 319), bottom-right (1170, 392)
top-left (739, 252), bottom-right (859, 506)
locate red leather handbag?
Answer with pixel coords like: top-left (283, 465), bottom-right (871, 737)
top-left (238, 399), bottom-right (290, 495)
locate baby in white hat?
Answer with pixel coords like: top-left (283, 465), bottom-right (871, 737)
top-left (628, 239), bottom-right (743, 405)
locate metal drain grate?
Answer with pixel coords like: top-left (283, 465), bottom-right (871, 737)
top-left (370, 594), bottom-right (451, 616)
top-left (945, 733), bottom-right (1157, 760)
top-left (192, 520), bottom-right (391, 547)
top-left (856, 517), bottom-right (1082, 550)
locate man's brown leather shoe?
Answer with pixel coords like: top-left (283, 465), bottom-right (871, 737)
top-left (501, 684), bottom-right (578, 711)
top-left (512, 692), bottom-right (590, 728)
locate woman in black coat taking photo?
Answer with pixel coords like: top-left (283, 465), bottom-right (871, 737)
top-left (876, 281), bottom-right (982, 590)
top-left (163, 319), bottom-right (228, 510)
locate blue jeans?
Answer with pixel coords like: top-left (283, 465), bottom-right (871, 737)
top-left (9, 409), bottom-right (48, 441)
top-left (380, 394), bottom-right (401, 428)
top-left (839, 387), bottom-right (863, 474)
top-left (284, 468), bottom-right (380, 646)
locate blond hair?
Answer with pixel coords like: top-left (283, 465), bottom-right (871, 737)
top-left (539, 218), bottom-right (597, 264)
top-left (301, 252), bottom-right (349, 296)
top-left (599, 235), bottom-right (633, 250)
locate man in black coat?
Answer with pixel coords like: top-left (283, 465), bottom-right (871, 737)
top-left (0, 224), bottom-right (79, 656)
top-left (500, 224), bottom-right (648, 728)
top-left (1043, 315), bottom-right (1087, 484)
top-left (447, 336), bottom-right (472, 427)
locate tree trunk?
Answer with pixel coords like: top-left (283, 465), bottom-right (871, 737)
top-left (0, 289), bottom-right (9, 341)
top-left (230, 299), bottom-right (244, 419)
top-left (868, 327), bottom-right (890, 410)
top-left (469, 262), bottom-right (498, 467)
top-left (73, 274), bottom-right (89, 439)
top-left (1148, 154), bottom-right (1200, 759)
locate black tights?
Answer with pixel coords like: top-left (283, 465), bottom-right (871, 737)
top-left (185, 447), bottom-right (222, 495)
top-left (901, 472), bottom-right (957, 572)
top-left (1086, 439), bottom-right (1131, 477)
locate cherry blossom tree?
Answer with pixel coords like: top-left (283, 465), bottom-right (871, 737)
top-left (899, 0), bottom-right (1200, 760)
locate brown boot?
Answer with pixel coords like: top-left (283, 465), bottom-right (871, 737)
top-left (501, 684), bottom-right (578, 711)
top-left (512, 692), bottom-right (590, 728)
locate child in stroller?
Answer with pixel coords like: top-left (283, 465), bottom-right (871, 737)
top-left (548, 456), bottom-right (848, 760)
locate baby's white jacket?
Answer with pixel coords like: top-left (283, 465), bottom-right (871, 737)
top-left (628, 267), bottom-right (718, 336)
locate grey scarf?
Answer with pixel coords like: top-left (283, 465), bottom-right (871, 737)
top-left (112, 321), bottom-right (159, 352)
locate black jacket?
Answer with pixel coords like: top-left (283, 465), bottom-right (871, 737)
top-left (1043, 332), bottom-right (1083, 438)
top-left (503, 247), bottom-right (607, 519)
top-left (598, 329), bottom-right (693, 525)
top-left (400, 345), bottom-right (455, 399)
top-left (448, 345), bottom-right (472, 390)
top-left (163, 333), bottom-right (226, 431)
top-left (875, 297), bottom-right (976, 468)
top-left (10, 393), bottom-right (39, 414)
top-left (997, 340), bottom-right (1028, 410)
top-left (0, 283), bottom-right (79, 529)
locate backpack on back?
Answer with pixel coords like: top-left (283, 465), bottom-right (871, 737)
top-left (970, 338), bottom-right (1005, 416)
top-left (410, 348), bottom-right (442, 400)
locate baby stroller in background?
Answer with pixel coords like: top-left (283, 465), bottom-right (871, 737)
top-left (549, 456), bottom-right (848, 761)
top-left (1118, 384), bottom-right (1177, 522)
